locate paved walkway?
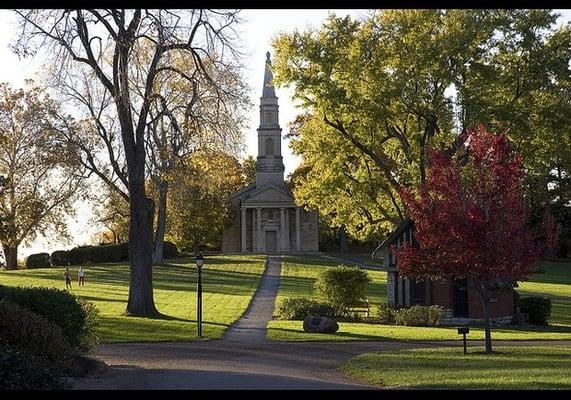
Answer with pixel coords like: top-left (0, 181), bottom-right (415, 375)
top-left (223, 255), bottom-right (281, 343)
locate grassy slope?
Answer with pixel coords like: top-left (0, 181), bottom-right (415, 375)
top-left (517, 262), bottom-right (571, 326)
top-left (0, 255), bottom-right (266, 342)
top-left (267, 256), bottom-right (571, 341)
top-left (341, 346), bottom-right (571, 389)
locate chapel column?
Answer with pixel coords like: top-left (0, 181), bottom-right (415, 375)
top-left (252, 208), bottom-right (256, 252)
top-left (257, 207), bottom-right (262, 252)
top-left (295, 207), bottom-right (301, 252)
top-left (280, 208), bottom-right (286, 252)
top-left (241, 208), bottom-right (247, 253)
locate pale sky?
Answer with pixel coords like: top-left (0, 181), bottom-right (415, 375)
top-left (0, 9), bottom-right (569, 259)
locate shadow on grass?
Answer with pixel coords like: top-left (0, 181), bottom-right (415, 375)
top-left (268, 326), bottom-right (391, 341)
top-left (108, 312), bottom-right (230, 328)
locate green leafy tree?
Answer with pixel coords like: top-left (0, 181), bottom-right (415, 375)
top-left (272, 10), bottom-right (570, 243)
top-left (166, 150), bottom-right (244, 252)
top-left (0, 82), bottom-right (85, 270)
top-left (241, 155), bottom-right (257, 186)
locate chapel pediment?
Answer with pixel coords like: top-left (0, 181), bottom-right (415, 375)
top-left (242, 183), bottom-right (295, 205)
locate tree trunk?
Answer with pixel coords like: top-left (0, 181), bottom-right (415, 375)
top-left (153, 179), bottom-right (168, 265)
top-left (126, 185), bottom-right (158, 317)
top-left (482, 297), bottom-right (493, 353)
top-left (339, 225), bottom-right (348, 252)
top-left (3, 245), bottom-right (18, 270)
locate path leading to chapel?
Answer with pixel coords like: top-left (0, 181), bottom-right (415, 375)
top-left (223, 255), bottom-right (281, 343)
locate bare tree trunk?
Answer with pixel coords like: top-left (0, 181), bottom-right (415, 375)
top-left (153, 179), bottom-right (168, 265)
top-left (126, 183), bottom-right (158, 317)
top-left (3, 245), bottom-right (18, 270)
top-left (482, 297), bottom-right (493, 353)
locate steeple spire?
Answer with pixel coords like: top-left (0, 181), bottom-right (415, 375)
top-left (262, 51), bottom-right (276, 98)
top-left (256, 51), bottom-right (284, 187)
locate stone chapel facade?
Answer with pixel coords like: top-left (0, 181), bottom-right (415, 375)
top-left (222, 52), bottom-right (319, 254)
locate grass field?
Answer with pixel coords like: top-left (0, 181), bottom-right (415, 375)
top-left (341, 346), bottom-right (571, 389)
top-left (267, 256), bottom-right (571, 341)
top-left (323, 251), bottom-right (385, 267)
top-left (0, 255), bottom-right (266, 342)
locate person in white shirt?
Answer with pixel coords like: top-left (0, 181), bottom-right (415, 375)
top-left (78, 267), bottom-right (86, 286)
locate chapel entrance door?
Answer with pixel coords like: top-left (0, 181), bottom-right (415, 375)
top-left (265, 231), bottom-right (277, 254)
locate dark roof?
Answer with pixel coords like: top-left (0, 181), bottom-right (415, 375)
top-left (372, 218), bottom-right (413, 258)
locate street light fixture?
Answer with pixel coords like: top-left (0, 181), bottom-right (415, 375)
top-left (195, 251), bottom-right (204, 338)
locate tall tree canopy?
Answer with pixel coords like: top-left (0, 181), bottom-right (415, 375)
top-left (0, 81), bottom-right (85, 269)
top-left (392, 126), bottom-right (545, 353)
top-left (13, 9), bottom-right (245, 316)
top-left (272, 9), bottom-right (571, 242)
top-left (166, 149), bottom-right (244, 252)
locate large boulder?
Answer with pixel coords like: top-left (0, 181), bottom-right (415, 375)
top-left (303, 316), bottom-right (339, 333)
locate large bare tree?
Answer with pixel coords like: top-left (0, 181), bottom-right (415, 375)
top-left (145, 51), bottom-right (248, 264)
top-left (12, 9), bottom-right (244, 316)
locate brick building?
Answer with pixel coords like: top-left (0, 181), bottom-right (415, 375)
top-left (373, 219), bottom-right (517, 325)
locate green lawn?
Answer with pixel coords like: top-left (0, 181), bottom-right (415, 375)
top-left (341, 346), bottom-right (571, 389)
top-left (267, 256), bottom-right (571, 341)
top-left (324, 251), bottom-right (385, 267)
top-left (0, 255), bottom-right (266, 342)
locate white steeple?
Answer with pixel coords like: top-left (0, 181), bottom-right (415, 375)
top-left (256, 51), bottom-right (284, 187)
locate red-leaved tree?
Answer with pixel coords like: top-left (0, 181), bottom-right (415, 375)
top-left (392, 125), bottom-right (545, 353)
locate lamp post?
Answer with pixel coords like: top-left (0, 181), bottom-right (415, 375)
top-left (195, 251), bottom-right (204, 338)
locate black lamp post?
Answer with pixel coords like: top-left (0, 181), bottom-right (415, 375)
top-left (195, 252), bottom-right (204, 338)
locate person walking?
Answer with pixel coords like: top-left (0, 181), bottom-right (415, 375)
top-left (64, 268), bottom-right (72, 290)
top-left (78, 267), bottom-right (85, 286)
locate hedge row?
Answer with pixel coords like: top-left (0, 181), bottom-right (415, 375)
top-left (276, 298), bottom-right (337, 320)
top-left (374, 304), bottom-right (445, 327)
top-left (25, 241), bottom-right (179, 268)
top-left (0, 285), bottom-right (97, 351)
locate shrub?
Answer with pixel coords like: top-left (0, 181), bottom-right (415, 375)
top-left (0, 346), bottom-right (69, 390)
top-left (0, 300), bottom-right (74, 373)
top-left (51, 250), bottom-right (70, 266)
top-left (276, 297), bottom-right (337, 320)
top-left (69, 246), bottom-right (90, 265)
top-left (87, 245), bottom-right (109, 263)
top-left (77, 299), bottom-right (100, 353)
top-left (163, 241), bottom-right (178, 258)
top-left (25, 252), bottom-right (51, 269)
top-left (392, 305), bottom-right (444, 327)
top-left (374, 303), bottom-right (396, 324)
top-left (519, 296), bottom-right (552, 325)
top-left (314, 266), bottom-right (371, 314)
top-left (107, 244), bottom-right (123, 262)
top-left (0, 285), bottom-right (92, 350)
top-left (119, 242), bottom-right (130, 261)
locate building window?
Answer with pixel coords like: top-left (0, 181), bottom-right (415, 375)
top-left (266, 137), bottom-right (274, 155)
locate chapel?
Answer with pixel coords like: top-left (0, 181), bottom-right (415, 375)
top-left (221, 52), bottom-right (319, 254)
